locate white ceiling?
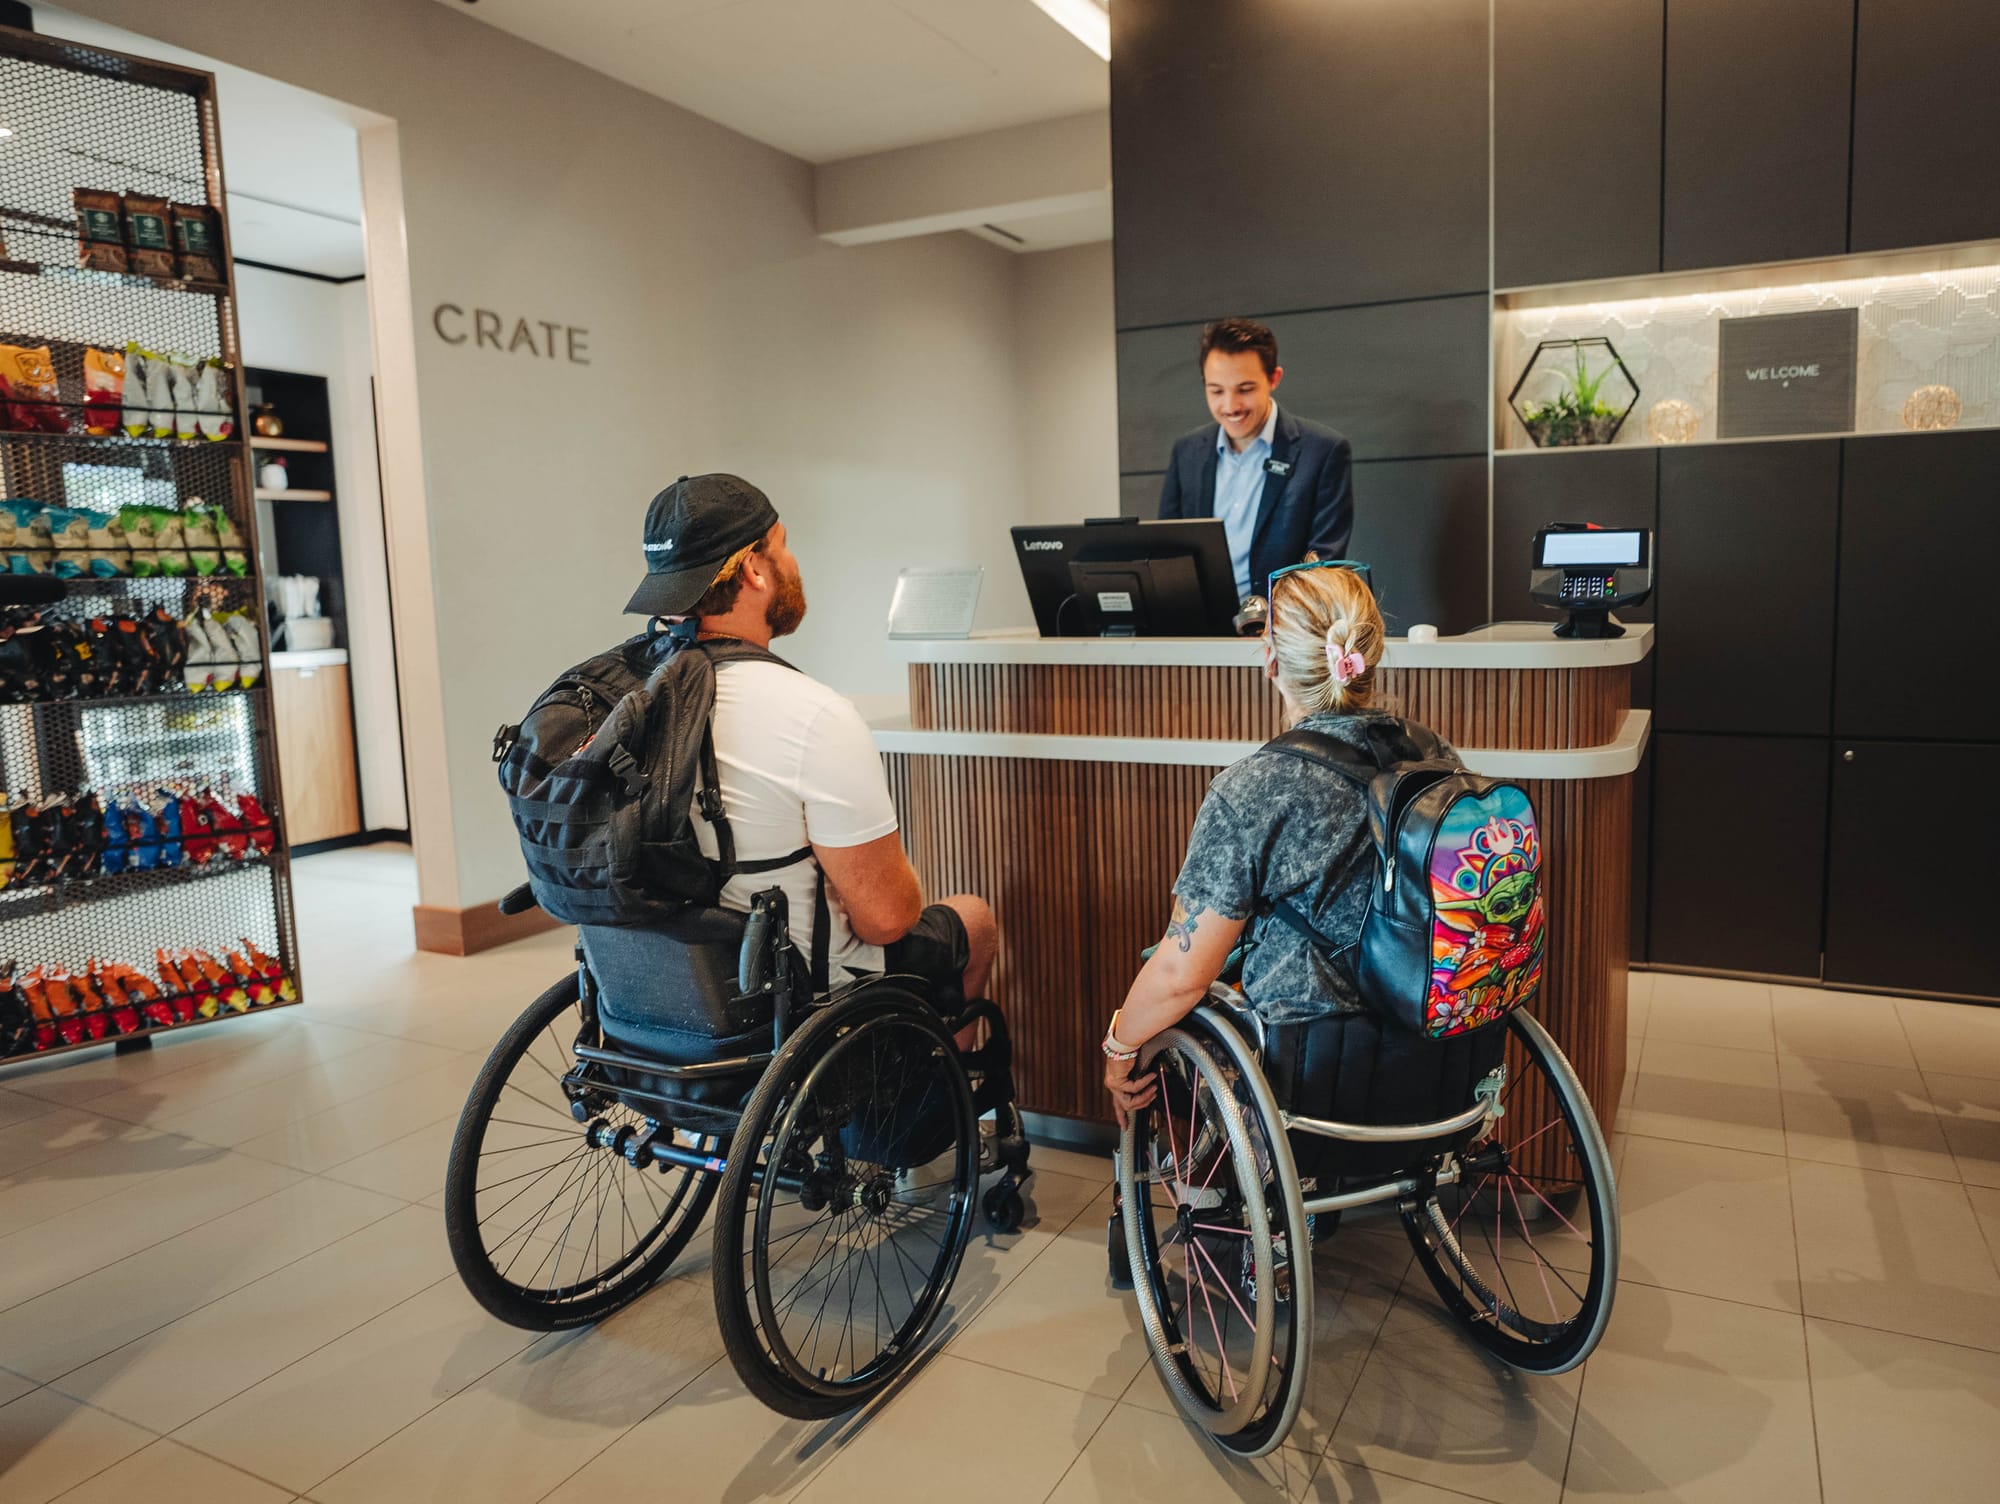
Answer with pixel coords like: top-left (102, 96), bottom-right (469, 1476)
top-left (34, 6), bottom-right (370, 278)
top-left (429, 0), bottom-right (1109, 164)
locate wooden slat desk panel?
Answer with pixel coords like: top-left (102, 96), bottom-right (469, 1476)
top-left (882, 627), bottom-right (1649, 1132)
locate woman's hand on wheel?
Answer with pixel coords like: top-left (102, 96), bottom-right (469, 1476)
top-left (1106, 1053), bottom-right (1156, 1130)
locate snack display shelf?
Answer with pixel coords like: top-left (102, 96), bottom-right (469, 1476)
top-left (0, 843), bottom-right (274, 919)
top-left (0, 256), bottom-right (229, 298)
top-left (1, 27), bottom-right (299, 1070)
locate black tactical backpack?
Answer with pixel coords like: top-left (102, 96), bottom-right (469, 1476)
top-left (493, 621), bottom-right (816, 947)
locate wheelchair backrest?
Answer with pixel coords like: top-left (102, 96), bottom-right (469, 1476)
top-left (580, 907), bottom-right (773, 1040)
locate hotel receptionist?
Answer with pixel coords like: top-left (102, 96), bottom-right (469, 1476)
top-left (1156, 318), bottom-right (1356, 604)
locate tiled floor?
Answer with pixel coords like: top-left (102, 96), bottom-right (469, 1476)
top-left (4, 845), bottom-right (2000, 1502)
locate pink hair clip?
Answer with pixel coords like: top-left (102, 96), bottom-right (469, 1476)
top-left (1331, 648), bottom-right (1367, 686)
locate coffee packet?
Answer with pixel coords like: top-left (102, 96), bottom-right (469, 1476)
top-left (73, 188), bottom-right (128, 272)
top-left (122, 194), bottom-right (177, 278)
top-left (170, 203), bottom-right (222, 282)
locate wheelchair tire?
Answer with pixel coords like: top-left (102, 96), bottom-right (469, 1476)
top-left (712, 985), bottom-right (977, 1419)
top-left (444, 970), bottom-right (718, 1331)
top-left (1119, 1014), bottom-right (1308, 1452)
top-left (1402, 1008), bottom-right (1618, 1375)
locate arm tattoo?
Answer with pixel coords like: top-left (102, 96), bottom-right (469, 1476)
top-left (1165, 896), bottom-right (1207, 954)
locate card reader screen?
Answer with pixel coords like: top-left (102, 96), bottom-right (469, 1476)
top-left (1538, 530), bottom-right (1643, 567)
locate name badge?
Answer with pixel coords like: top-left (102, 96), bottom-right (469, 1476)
top-left (1265, 458), bottom-right (1293, 477)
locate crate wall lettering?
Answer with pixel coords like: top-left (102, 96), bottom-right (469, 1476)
top-left (1, 26), bottom-right (301, 1063)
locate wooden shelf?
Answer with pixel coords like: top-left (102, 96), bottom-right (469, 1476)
top-left (1495, 423), bottom-right (2000, 458)
top-left (255, 487), bottom-right (332, 502)
top-left (251, 436), bottom-right (328, 453)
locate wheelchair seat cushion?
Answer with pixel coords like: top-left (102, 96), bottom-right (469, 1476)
top-left (1264, 1010), bottom-right (1507, 1183)
top-left (581, 910), bottom-right (773, 1059)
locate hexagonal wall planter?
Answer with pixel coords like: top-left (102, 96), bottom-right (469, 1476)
top-left (1508, 337), bottom-right (1640, 447)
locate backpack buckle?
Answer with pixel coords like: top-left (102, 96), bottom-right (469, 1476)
top-left (604, 742), bottom-right (647, 797)
top-left (492, 723), bottom-right (518, 763)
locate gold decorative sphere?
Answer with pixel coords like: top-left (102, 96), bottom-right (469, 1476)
top-left (1645, 398), bottom-right (1699, 445)
top-left (1901, 384), bottom-right (1962, 431)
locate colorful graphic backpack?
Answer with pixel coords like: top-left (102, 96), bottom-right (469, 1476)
top-left (1261, 718), bottom-right (1546, 1038)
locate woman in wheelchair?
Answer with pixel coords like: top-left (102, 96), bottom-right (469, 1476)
top-left (1100, 562), bottom-right (1618, 1458)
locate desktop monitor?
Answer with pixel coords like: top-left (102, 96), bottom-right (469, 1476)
top-left (1011, 518), bottom-right (1242, 637)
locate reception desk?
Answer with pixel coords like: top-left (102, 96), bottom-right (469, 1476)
top-left (873, 624), bottom-right (1652, 1133)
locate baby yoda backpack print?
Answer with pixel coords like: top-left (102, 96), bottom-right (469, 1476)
top-left (1427, 790), bottom-right (1545, 1035)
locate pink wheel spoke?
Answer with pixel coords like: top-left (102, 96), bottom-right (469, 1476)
top-left (1158, 1065), bottom-right (1185, 1200)
top-left (1193, 1222), bottom-right (1250, 1235)
top-left (1506, 1175), bottom-right (1561, 1321)
top-left (1506, 1115), bottom-right (1563, 1157)
top-left (1192, 1236), bottom-right (1256, 1328)
top-left (1446, 1172), bottom-right (1497, 1238)
top-left (1511, 1170), bottom-right (1589, 1241)
top-left (1186, 1069), bottom-right (1200, 1204)
top-left (1188, 1242), bottom-right (1239, 1403)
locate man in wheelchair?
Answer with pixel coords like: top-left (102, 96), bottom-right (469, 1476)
top-left (448, 476), bottom-right (1029, 1422)
top-left (1096, 562), bottom-right (1618, 1458)
top-left (625, 474), bottom-right (998, 1035)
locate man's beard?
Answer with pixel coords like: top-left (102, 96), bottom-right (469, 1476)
top-left (766, 567), bottom-right (807, 637)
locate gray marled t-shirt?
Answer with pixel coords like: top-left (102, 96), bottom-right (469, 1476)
top-left (1172, 710), bottom-right (1461, 1024)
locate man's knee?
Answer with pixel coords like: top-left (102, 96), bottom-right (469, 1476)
top-left (940, 893), bottom-right (995, 963)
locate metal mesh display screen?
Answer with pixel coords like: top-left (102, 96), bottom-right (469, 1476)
top-left (1, 32), bottom-right (299, 1065)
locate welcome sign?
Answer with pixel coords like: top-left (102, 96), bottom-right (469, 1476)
top-left (1717, 308), bottom-right (1858, 438)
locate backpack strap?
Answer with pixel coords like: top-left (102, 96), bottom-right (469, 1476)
top-left (1262, 894), bottom-right (1360, 986)
top-left (685, 634), bottom-right (830, 994)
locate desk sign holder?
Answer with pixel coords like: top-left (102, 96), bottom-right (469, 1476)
top-left (1717, 308), bottom-right (1859, 438)
top-left (888, 567), bottom-right (983, 639)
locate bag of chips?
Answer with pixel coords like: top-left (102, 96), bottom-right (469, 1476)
top-left (3, 501), bottom-right (52, 576)
top-left (82, 510), bottom-right (130, 577)
top-left (168, 356), bottom-right (200, 440)
top-left (121, 344), bottom-right (150, 437)
top-left (122, 194), bottom-right (176, 278)
top-left (144, 349), bottom-right (174, 438)
top-left (41, 507), bottom-right (90, 579)
top-left (74, 188), bottom-right (128, 272)
top-left (0, 343), bottom-right (66, 434)
top-left (183, 506), bottom-right (221, 576)
top-left (214, 508), bottom-right (250, 577)
top-left (219, 609), bottom-right (263, 687)
top-left (82, 348), bottom-right (125, 436)
top-left (153, 509), bottom-right (189, 577)
top-left (194, 358), bottom-right (234, 440)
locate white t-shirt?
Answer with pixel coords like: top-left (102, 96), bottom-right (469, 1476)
top-left (691, 659), bottom-right (900, 975)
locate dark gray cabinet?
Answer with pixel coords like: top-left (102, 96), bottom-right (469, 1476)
top-left (1109, 0), bottom-right (1489, 327)
top-left (1852, 1), bottom-right (2000, 252)
top-left (1837, 431), bottom-right (2000, 743)
top-left (1826, 741), bottom-right (2000, 995)
top-left (1346, 457), bottom-right (1490, 636)
top-left (1494, 0), bottom-right (1663, 287)
top-left (1115, 296), bottom-right (1490, 474)
top-left (1663, 0), bottom-right (1853, 270)
top-left (1650, 732), bottom-right (1828, 977)
top-left (1656, 441), bottom-right (1839, 735)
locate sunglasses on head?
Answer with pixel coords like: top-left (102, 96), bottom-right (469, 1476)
top-left (1267, 558), bottom-right (1373, 597)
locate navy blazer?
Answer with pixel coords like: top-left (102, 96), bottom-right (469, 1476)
top-left (1157, 408), bottom-right (1355, 600)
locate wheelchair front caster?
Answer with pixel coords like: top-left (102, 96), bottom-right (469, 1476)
top-left (983, 1181), bottom-right (1024, 1233)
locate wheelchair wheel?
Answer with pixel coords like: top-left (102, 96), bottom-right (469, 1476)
top-left (712, 986), bottom-right (977, 1418)
top-left (1119, 1018), bottom-right (1304, 1451)
top-left (444, 971), bottom-right (718, 1331)
top-left (1402, 1009), bottom-right (1618, 1374)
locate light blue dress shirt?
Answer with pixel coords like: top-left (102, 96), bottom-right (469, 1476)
top-left (1213, 401), bottom-right (1279, 601)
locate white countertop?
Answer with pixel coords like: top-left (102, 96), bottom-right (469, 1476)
top-left (268, 648), bottom-right (348, 670)
top-left (871, 709), bottom-right (1650, 781)
top-left (889, 621), bottom-right (1653, 670)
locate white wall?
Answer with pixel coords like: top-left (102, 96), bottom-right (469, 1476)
top-left (232, 264), bottom-right (407, 832)
top-left (1014, 241), bottom-right (1121, 524)
top-left (58, 0), bottom-right (1053, 908)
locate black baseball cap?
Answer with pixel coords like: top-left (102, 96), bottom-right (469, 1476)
top-left (624, 473), bottom-right (780, 617)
